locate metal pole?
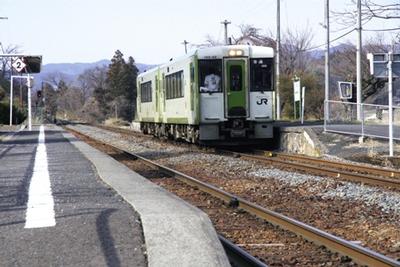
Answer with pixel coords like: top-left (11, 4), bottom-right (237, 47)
top-left (221, 20), bottom-right (231, 45)
top-left (182, 40), bottom-right (189, 54)
top-left (356, 0), bottom-right (362, 121)
top-left (9, 77), bottom-right (13, 125)
top-left (301, 86), bottom-right (305, 124)
top-left (27, 74), bottom-right (32, 131)
top-left (276, 0), bottom-right (281, 120)
top-left (19, 75), bottom-right (23, 109)
top-left (388, 52), bottom-right (393, 157)
top-left (324, 0), bottom-right (330, 131)
top-left (361, 103), bottom-right (364, 143)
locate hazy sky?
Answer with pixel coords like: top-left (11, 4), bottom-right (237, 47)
top-left (0, 0), bottom-right (397, 64)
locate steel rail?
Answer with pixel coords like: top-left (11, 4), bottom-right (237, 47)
top-left (93, 124), bottom-right (400, 183)
top-left (258, 151), bottom-right (400, 179)
top-left (218, 235), bottom-right (268, 267)
top-left (67, 127), bottom-right (400, 267)
top-left (219, 150), bottom-right (400, 189)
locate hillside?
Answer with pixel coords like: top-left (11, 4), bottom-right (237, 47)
top-left (32, 60), bottom-right (157, 89)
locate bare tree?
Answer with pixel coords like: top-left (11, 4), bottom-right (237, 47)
top-left (364, 33), bottom-right (392, 53)
top-left (43, 72), bottom-right (71, 89)
top-left (362, 0), bottom-right (400, 20)
top-left (0, 43), bottom-right (21, 79)
top-left (77, 67), bottom-right (105, 105)
top-left (77, 66), bottom-right (108, 121)
top-left (233, 24), bottom-right (275, 47)
top-left (280, 27), bottom-right (314, 75)
top-left (332, 1), bottom-right (400, 29)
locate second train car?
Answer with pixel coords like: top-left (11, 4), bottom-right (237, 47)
top-left (136, 44), bottom-right (274, 144)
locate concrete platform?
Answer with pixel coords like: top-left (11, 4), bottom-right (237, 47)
top-left (61, 127), bottom-right (231, 267)
top-left (276, 121), bottom-right (400, 159)
top-left (277, 124), bottom-right (327, 157)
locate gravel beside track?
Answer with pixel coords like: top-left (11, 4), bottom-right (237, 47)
top-left (69, 128), bottom-right (356, 266)
top-left (68, 124), bottom-right (400, 262)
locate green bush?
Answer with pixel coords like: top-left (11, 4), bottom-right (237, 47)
top-left (0, 101), bottom-right (27, 124)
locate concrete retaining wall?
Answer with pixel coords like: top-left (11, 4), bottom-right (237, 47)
top-left (279, 127), bottom-right (327, 157)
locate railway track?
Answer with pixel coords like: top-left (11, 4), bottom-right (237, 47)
top-left (218, 149), bottom-right (400, 189)
top-left (66, 126), bottom-right (400, 267)
top-left (258, 151), bottom-right (400, 179)
top-left (93, 124), bottom-right (400, 189)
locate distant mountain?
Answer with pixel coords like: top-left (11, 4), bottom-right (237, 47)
top-left (308, 44), bottom-right (355, 59)
top-left (32, 60), bottom-right (157, 89)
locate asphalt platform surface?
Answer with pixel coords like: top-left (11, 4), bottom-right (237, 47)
top-left (0, 126), bottom-right (147, 266)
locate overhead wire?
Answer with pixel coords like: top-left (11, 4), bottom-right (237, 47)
top-left (301, 27), bottom-right (357, 52)
top-left (363, 27), bottom-right (400, 32)
top-left (301, 13), bottom-right (383, 52)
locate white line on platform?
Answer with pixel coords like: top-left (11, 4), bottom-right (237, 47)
top-left (25, 125), bottom-right (56, 228)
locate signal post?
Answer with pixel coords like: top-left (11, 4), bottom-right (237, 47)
top-left (4, 54), bottom-right (42, 130)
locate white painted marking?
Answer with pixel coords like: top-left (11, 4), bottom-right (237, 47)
top-left (25, 125), bottom-right (56, 228)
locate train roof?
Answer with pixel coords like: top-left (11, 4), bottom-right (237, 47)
top-left (138, 45), bottom-right (274, 78)
top-left (196, 45), bottom-right (274, 59)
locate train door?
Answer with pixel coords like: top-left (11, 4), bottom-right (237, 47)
top-left (224, 59), bottom-right (248, 117)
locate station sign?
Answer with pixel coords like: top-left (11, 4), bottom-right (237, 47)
top-left (12, 58), bottom-right (26, 72)
top-left (11, 56), bottom-right (42, 74)
top-left (367, 53), bottom-right (400, 78)
top-left (338, 81), bottom-right (353, 100)
top-left (293, 80), bottom-right (301, 102)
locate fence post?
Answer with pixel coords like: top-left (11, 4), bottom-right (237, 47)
top-left (360, 103), bottom-right (364, 144)
top-left (388, 52), bottom-right (394, 157)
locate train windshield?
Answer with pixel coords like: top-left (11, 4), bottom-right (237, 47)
top-left (198, 59), bottom-right (223, 93)
top-left (250, 58), bottom-right (273, 92)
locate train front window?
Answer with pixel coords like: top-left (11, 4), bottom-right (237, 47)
top-left (198, 59), bottom-right (222, 93)
top-left (250, 58), bottom-right (273, 92)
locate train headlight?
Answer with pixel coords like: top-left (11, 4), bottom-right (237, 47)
top-left (228, 49), bottom-right (244, 57)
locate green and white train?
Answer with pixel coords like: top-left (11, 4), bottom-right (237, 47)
top-left (136, 45), bottom-right (275, 144)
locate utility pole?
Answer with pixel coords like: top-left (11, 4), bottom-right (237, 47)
top-left (221, 19), bottom-right (231, 45)
top-left (182, 40), bottom-right (189, 54)
top-left (356, 0), bottom-right (362, 121)
top-left (324, 0), bottom-right (330, 131)
top-left (276, 0), bottom-right (281, 120)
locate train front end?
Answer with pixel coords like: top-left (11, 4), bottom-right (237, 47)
top-left (197, 45), bottom-right (274, 144)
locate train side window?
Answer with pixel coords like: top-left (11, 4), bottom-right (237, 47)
top-left (172, 75), bottom-right (176, 98)
top-left (166, 70), bottom-right (184, 99)
top-left (140, 81), bottom-right (152, 103)
top-left (181, 73), bottom-right (184, 97)
top-left (250, 58), bottom-right (273, 92)
top-left (190, 63), bottom-right (195, 82)
top-left (198, 59), bottom-right (222, 93)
